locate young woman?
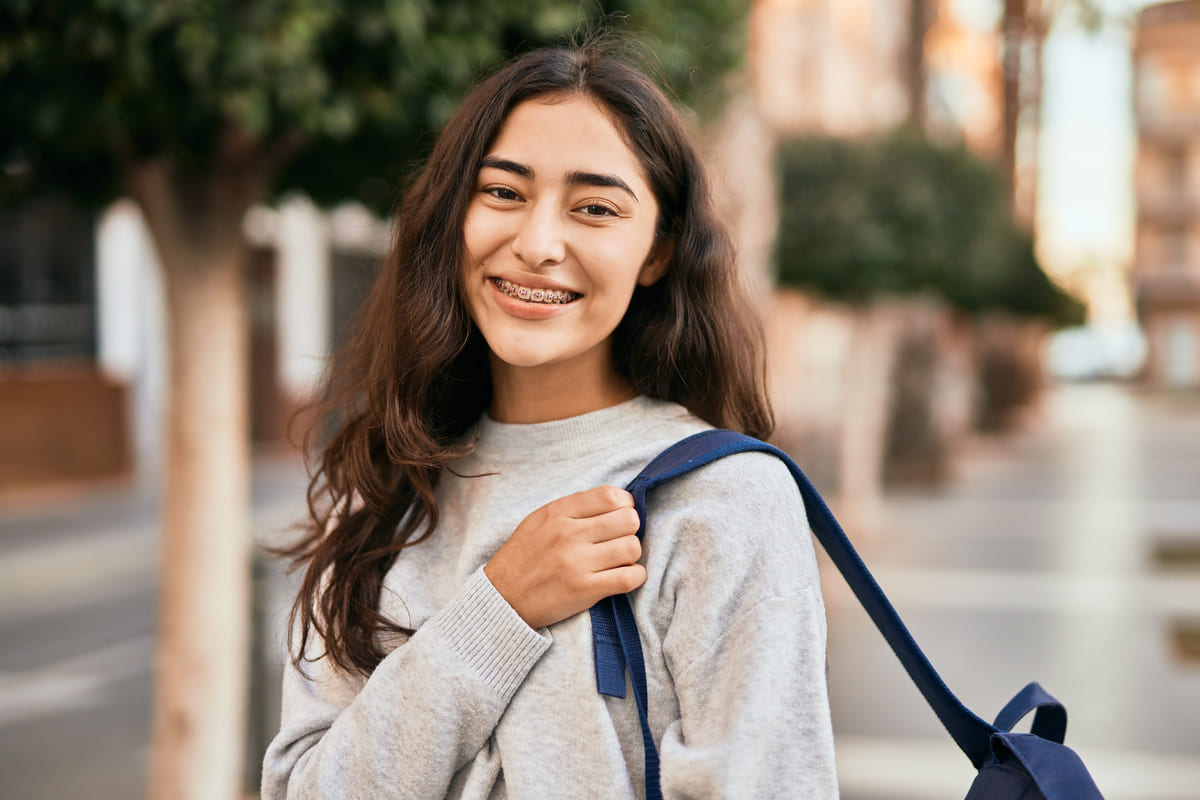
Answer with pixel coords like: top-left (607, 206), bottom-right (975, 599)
top-left (262, 41), bottom-right (838, 799)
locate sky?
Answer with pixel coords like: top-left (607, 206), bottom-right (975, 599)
top-left (1036, 0), bottom-right (1154, 322)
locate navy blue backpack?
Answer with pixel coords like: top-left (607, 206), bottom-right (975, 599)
top-left (590, 429), bottom-right (1104, 800)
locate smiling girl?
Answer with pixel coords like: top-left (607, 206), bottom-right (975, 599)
top-left (263, 41), bottom-right (837, 799)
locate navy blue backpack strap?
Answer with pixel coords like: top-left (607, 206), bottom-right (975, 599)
top-left (590, 429), bottom-right (997, 800)
top-left (594, 429), bottom-right (1104, 800)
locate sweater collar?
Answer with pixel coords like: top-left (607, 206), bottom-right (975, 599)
top-left (466, 395), bottom-right (690, 466)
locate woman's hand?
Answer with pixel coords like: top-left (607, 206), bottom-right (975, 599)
top-left (484, 486), bottom-right (647, 629)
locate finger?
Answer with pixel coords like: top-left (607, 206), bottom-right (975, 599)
top-left (591, 563), bottom-right (648, 597)
top-left (581, 506), bottom-right (642, 543)
top-left (587, 534), bottom-right (643, 570)
top-left (560, 485), bottom-right (634, 519)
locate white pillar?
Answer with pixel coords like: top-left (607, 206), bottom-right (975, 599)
top-left (96, 199), bottom-right (166, 482)
top-left (274, 196), bottom-right (331, 399)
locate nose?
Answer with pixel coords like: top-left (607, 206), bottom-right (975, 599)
top-left (510, 201), bottom-right (566, 268)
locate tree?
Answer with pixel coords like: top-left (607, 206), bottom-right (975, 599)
top-left (0, 3), bottom-right (748, 798)
top-left (905, 0), bottom-right (934, 132)
top-left (774, 129), bottom-right (1084, 325)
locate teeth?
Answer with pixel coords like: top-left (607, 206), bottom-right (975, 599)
top-left (493, 278), bottom-right (579, 305)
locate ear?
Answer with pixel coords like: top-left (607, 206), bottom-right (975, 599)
top-left (637, 237), bottom-right (673, 287)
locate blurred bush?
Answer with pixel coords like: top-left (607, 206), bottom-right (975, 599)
top-left (774, 130), bottom-right (1085, 326)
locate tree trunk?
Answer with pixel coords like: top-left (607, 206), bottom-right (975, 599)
top-left (906, 0), bottom-right (931, 131)
top-left (1001, 0), bottom-right (1027, 209)
top-left (128, 155), bottom-right (264, 800)
top-left (1002, 0), bottom-right (1047, 229)
top-left (1014, 8), bottom-right (1045, 230)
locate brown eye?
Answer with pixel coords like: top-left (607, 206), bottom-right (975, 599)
top-left (485, 186), bottom-right (521, 201)
top-left (579, 203), bottom-right (617, 217)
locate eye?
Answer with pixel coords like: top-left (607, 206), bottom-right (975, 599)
top-left (483, 186), bottom-right (521, 201)
top-left (577, 203), bottom-right (618, 218)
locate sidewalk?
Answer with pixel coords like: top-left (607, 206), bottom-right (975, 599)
top-left (828, 383), bottom-right (1200, 799)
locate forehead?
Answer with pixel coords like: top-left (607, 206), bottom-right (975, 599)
top-left (485, 95), bottom-right (649, 186)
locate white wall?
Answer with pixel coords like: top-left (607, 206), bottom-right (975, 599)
top-left (96, 199), bottom-right (166, 484)
top-left (274, 196), bottom-right (332, 400)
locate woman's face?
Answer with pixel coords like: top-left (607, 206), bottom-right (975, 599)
top-left (459, 94), bottom-right (665, 395)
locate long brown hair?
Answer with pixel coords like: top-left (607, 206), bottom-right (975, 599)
top-left (282, 40), bottom-right (773, 677)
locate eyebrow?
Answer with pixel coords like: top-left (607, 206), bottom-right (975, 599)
top-left (480, 156), bottom-right (532, 180)
top-left (567, 170), bottom-right (638, 202)
top-left (479, 156), bottom-right (639, 202)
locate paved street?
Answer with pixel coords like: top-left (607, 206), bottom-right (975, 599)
top-left (0, 456), bottom-right (308, 800)
top-left (829, 383), bottom-right (1200, 799)
top-left (0, 382), bottom-right (1197, 798)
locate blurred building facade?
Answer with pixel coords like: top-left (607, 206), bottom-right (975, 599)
top-left (0, 199), bottom-right (133, 489)
top-left (750, 0), bottom-right (1005, 150)
top-left (1133, 0), bottom-right (1200, 389)
top-left (750, 0), bottom-right (908, 136)
top-left (0, 195), bottom-right (386, 491)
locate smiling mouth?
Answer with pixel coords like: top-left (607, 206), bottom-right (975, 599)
top-left (492, 278), bottom-right (580, 305)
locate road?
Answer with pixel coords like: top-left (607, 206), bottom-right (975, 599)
top-left (0, 383), bottom-right (1197, 799)
top-left (0, 458), bottom-right (306, 800)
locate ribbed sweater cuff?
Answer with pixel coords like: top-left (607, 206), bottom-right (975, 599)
top-left (433, 567), bottom-right (551, 700)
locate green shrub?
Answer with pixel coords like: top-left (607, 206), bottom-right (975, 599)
top-left (774, 130), bottom-right (1084, 325)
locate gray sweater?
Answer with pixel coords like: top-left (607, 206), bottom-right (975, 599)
top-left (262, 396), bottom-right (838, 799)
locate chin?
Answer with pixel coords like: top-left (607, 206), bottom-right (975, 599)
top-left (490, 347), bottom-right (562, 369)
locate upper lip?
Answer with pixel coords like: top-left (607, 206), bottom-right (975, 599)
top-left (490, 274), bottom-right (582, 295)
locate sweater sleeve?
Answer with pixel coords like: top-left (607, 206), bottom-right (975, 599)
top-left (651, 452), bottom-right (839, 798)
top-left (261, 566), bottom-right (551, 800)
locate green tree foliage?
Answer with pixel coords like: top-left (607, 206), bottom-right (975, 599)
top-left (0, 0), bottom-right (747, 213)
top-left (774, 130), bottom-right (1084, 325)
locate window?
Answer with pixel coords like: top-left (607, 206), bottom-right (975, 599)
top-left (0, 198), bottom-right (96, 362)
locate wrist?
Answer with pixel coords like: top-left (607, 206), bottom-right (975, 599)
top-left (484, 559), bottom-right (529, 626)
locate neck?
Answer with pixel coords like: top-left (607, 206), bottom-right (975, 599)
top-left (489, 355), bottom-right (636, 424)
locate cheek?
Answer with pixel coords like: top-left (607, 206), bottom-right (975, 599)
top-left (461, 207), bottom-right (491, 264)
top-left (463, 205), bottom-right (514, 259)
top-left (461, 219), bottom-right (481, 267)
top-left (591, 237), bottom-right (657, 291)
